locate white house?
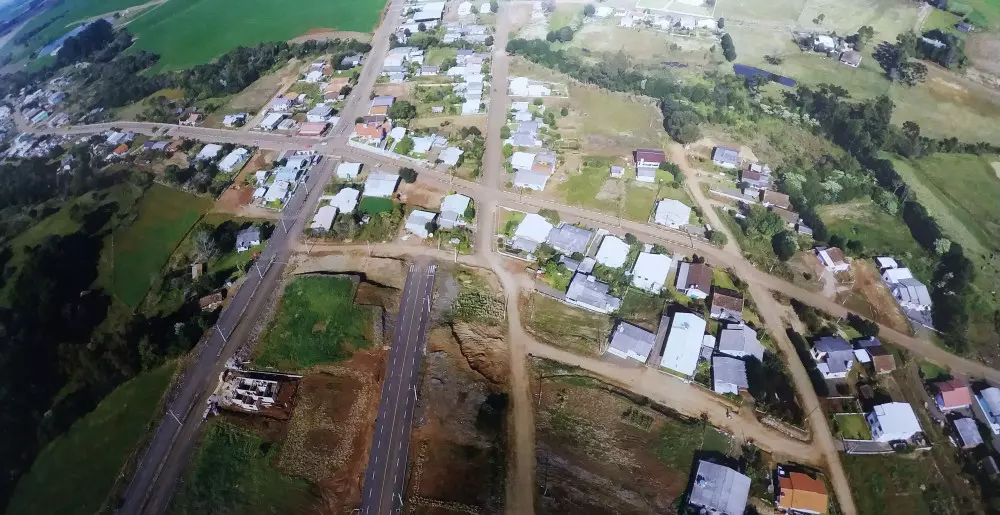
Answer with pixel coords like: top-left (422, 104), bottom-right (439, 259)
top-left (595, 236), bottom-right (630, 269)
top-left (439, 146), bottom-right (464, 166)
top-left (607, 321), bottom-right (655, 362)
top-left (457, 1), bottom-right (472, 16)
top-left (263, 180), bottom-right (291, 204)
top-left (565, 273), bottom-right (621, 313)
top-left (439, 193), bottom-right (471, 229)
top-left (892, 279), bottom-right (932, 311)
top-left (653, 199), bottom-right (692, 229)
top-left (217, 148), bottom-right (249, 173)
top-left (510, 151), bottom-right (536, 170)
top-left (712, 356), bottom-right (749, 395)
top-left (330, 187), bottom-right (360, 214)
top-left (363, 172), bottom-right (400, 198)
top-left (815, 246), bottom-right (850, 273)
top-left (876, 256), bottom-right (899, 271)
top-left (712, 146), bottom-right (740, 168)
top-left (660, 312), bottom-right (707, 377)
top-left (631, 252), bottom-right (671, 293)
top-left (303, 70), bottom-right (324, 83)
top-left (882, 266), bottom-right (913, 284)
top-left (511, 213), bottom-right (553, 253)
top-left (513, 170), bottom-right (550, 191)
top-left (975, 387), bottom-right (1000, 435)
top-left (509, 76), bottom-right (550, 97)
top-left (336, 162), bottom-right (362, 180)
top-left (196, 143), bottom-right (222, 161)
top-left (306, 104), bottom-right (334, 123)
top-left (405, 210), bottom-right (437, 238)
top-left (310, 205), bottom-right (338, 231)
top-left (811, 336), bottom-right (855, 380)
top-left (866, 402), bottom-right (922, 442)
top-left (259, 112), bottom-right (286, 131)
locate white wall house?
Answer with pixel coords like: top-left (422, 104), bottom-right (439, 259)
top-left (405, 210), bottom-right (437, 239)
top-left (595, 236), bottom-right (630, 269)
top-left (653, 199), bottom-right (692, 229)
top-left (607, 321), bottom-right (655, 363)
top-left (866, 402), bottom-right (922, 442)
top-left (631, 252), bottom-right (671, 293)
top-left (659, 312), bottom-right (707, 377)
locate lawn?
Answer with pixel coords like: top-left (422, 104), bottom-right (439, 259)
top-left (923, 8), bottom-right (964, 34)
top-left (556, 157), bottom-right (621, 216)
top-left (169, 420), bottom-right (315, 514)
top-left (918, 360), bottom-right (951, 382)
top-left (617, 289), bottom-right (665, 333)
top-left (359, 196), bottom-right (395, 215)
top-left (653, 417), bottom-right (706, 469)
top-left (7, 362), bottom-right (177, 515)
top-left (834, 413), bottom-right (872, 440)
top-left (817, 198), bottom-right (929, 265)
top-left (522, 293), bottom-right (612, 356)
top-left (843, 454), bottom-right (962, 515)
top-left (701, 426), bottom-right (733, 455)
top-left (500, 208), bottom-right (526, 237)
top-left (950, 0), bottom-right (1000, 29)
top-left (254, 275), bottom-right (372, 370)
top-left (712, 268), bottom-right (738, 290)
top-left (424, 46), bottom-right (457, 66)
top-left (125, 0), bottom-right (386, 72)
top-left (110, 184), bottom-right (212, 307)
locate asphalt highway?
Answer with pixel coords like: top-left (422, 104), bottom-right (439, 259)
top-left (360, 262), bottom-right (435, 515)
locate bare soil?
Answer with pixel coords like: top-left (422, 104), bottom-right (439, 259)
top-left (291, 252), bottom-right (410, 289)
top-left (214, 150), bottom-right (280, 218)
top-left (398, 180), bottom-right (446, 211)
top-left (848, 260), bottom-right (911, 334)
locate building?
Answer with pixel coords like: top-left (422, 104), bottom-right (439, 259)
top-left (513, 170), bottom-right (550, 191)
top-left (660, 312), bottom-right (707, 376)
top-left (771, 206), bottom-right (800, 227)
top-left (776, 467), bottom-right (828, 515)
top-left (854, 337), bottom-right (896, 374)
top-left (218, 148), bottom-right (249, 172)
top-left (977, 387), bottom-right (1000, 434)
top-left (363, 172), bottom-right (400, 198)
top-left (236, 227), bottom-right (261, 252)
top-left (439, 146), bottom-right (463, 166)
top-left (222, 113), bottom-right (248, 127)
top-left (607, 321), bottom-right (655, 362)
top-left (340, 53), bottom-right (364, 68)
top-left (634, 148), bottom-right (666, 170)
top-left (675, 261), bottom-right (711, 299)
top-left (509, 76), bottom-right (551, 97)
top-left (882, 266), bottom-right (913, 284)
top-left (935, 378), bottom-right (973, 411)
top-left (955, 417), bottom-right (983, 449)
top-left (815, 246), bottom-right (849, 273)
top-left (840, 50), bottom-right (862, 67)
top-left (595, 235), bottom-right (630, 269)
top-left (688, 460), bottom-right (751, 515)
top-left (179, 113), bottom-right (201, 126)
top-left (813, 34), bottom-right (837, 52)
top-left (866, 402), bottom-right (922, 442)
top-left (712, 146), bottom-right (740, 168)
top-left (511, 213), bottom-right (553, 253)
top-left (259, 112), bottom-right (287, 131)
top-left (439, 193), bottom-right (471, 229)
top-left (892, 279), bottom-right (932, 311)
top-left (653, 199), bottom-right (692, 228)
top-left (324, 77), bottom-right (351, 100)
top-left (707, 286), bottom-right (744, 321)
top-left (330, 187), bottom-right (360, 214)
top-left (712, 356), bottom-right (748, 395)
top-left (546, 223), bottom-right (592, 255)
top-left (306, 104), bottom-right (334, 123)
top-left (565, 273), bottom-right (621, 314)
top-left (370, 95), bottom-right (396, 113)
top-left (811, 336), bottom-right (855, 379)
top-left (876, 256), bottom-right (899, 270)
top-left (310, 205), bottom-right (338, 232)
top-left (761, 190), bottom-right (791, 209)
top-left (717, 324), bottom-right (765, 361)
top-left (405, 210), bottom-right (437, 238)
top-left (298, 122), bottom-right (329, 137)
top-left (336, 162), bottom-right (362, 179)
top-left (631, 252), bottom-right (671, 293)
top-left (196, 143), bottom-right (222, 161)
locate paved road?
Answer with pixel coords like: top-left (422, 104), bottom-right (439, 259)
top-left (360, 263), bottom-right (435, 515)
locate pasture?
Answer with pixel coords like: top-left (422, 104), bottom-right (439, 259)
top-left (125, 0), bottom-right (385, 72)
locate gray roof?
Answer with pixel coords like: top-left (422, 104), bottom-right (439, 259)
top-left (814, 336), bottom-right (851, 353)
top-left (546, 223), bottom-right (593, 255)
top-left (578, 257), bottom-right (596, 274)
top-left (825, 350), bottom-right (856, 374)
top-left (688, 460), bottom-right (751, 514)
top-left (608, 321), bottom-right (656, 359)
top-left (565, 273), bottom-right (621, 312)
top-left (713, 356), bottom-right (749, 389)
top-left (518, 120), bottom-right (540, 132)
top-left (636, 167), bottom-right (656, 180)
top-left (717, 324), bottom-right (765, 361)
top-left (559, 255), bottom-right (580, 271)
top-left (236, 227), bottom-right (260, 247)
top-left (894, 279), bottom-right (932, 306)
top-left (509, 133), bottom-right (536, 146)
top-left (371, 95), bottom-right (395, 107)
top-left (511, 236), bottom-right (539, 253)
top-left (514, 169), bottom-right (549, 189)
top-left (955, 417), bottom-right (983, 447)
top-left (855, 336), bottom-right (882, 349)
top-left (712, 146), bottom-right (740, 165)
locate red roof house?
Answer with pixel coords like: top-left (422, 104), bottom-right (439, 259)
top-left (935, 378), bottom-right (972, 410)
top-left (634, 148), bottom-right (666, 168)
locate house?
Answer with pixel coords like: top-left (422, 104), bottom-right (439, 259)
top-left (354, 121), bottom-right (390, 144)
top-left (660, 312), bottom-right (707, 376)
top-left (636, 167), bottom-right (656, 183)
top-left (776, 468), bottom-right (828, 515)
top-left (259, 112), bottom-right (287, 131)
top-left (771, 206), bottom-right (800, 227)
top-left (262, 180), bottom-right (291, 204)
top-left (370, 95), bottom-right (395, 113)
top-left (218, 148), bottom-right (249, 173)
top-left (457, 0), bottom-right (472, 16)
top-left (712, 146), bottom-right (740, 168)
top-left (199, 292), bottom-right (225, 311)
top-left (565, 273), bottom-right (621, 314)
top-left (277, 118), bottom-right (297, 131)
top-left (892, 279), bottom-right (932, 311)
top-left (840, 50), bottom-right (862, 67)
top-left (222, 113), bottom-right (248, 127)
top-left (976, 387), bottom-right (1000, 434)
top-left (310, 205), bottom-right (338, 232)
top-left (330, 187), bottom-right (360, 214)
top-left (324, 77), bottom-right (351, 100)
top-left (855, 337), bottom-right (896, 373)
top-left (179, 113), bottom-right (201, 126)
top-left (717, 324), bottom-right (765, 361)
top-left (866, 402), bottom-right (922, 442)
top-left (236, 228), bottom-right (261, 252)
top-left (712, 356), bottom-right (749, 395)
top-left (653, 199), bottom-right (692, 229)
top-left (797, 222), bottom-right (814, 237)
top-left (511, 213), bottom-right (553, 253)
top-left (955, 417), bottom-right (983, 449)
top-left (340, 53), bottom-right (364, 68)
top-left (420, 65), bottom-right (440, 76)
top-left (546, 223), bottom-right (592, 255)
top-left (675, 261), bottom-right (712, 299)
top-left (761, 190), bottom-right (791, 209)
top-left (813, 34), bottom-right (837, 52)
top-left (405, 210), bottom-right (437, 238)
top-left (533, 152), bottom-right (557, 174)
top-left (595, 236), bottom-right (630, 269)
top-left (740, 169), bottom-right (770, 191)
top-left (111, 143), bottom-right (129, 156)
top-left (439, 146), bottom-right (464, 167)
top-left (609, 165), bottom-right (624, 178)
top-left (510, 151), bottom-right (536, 170)
top-left (196, 143), bottom-right (222, 161)
top-left (882, 266), bottom-right (913, 284)
top-left (303, 70), bottom-right (324, 83)
top-left (876, 256), bottom-right (900, 271)
top-left (935, 378), bottom-right (973, 411)
top-left (513, 170), bottom-right (550, 191)
top-left (298, 122), bottom-right (329, 137)
top-left (634, 148), bottom-right (666, 169)
top-left (439, 193), bottom-right (471, 229)
top-left (508, 76), bottom-right (551, 97)
top-left (709, 287), bottom-right (744, 322)
top-left (306, 104), bottom-right (334, 123)
top-left (269, 98), bottom-right (293, 112)
top-left (363, 172), bottom-right (400, 198)
top-left (687, 460), bottom-right (751, 515)
top-left (607, 321), bottom-right (656, 362)
top-left (631, 252), bottom-right (671, 293)
top-left (815, 246), bottom-right (850, 273)
top-left (811, 336), bottom-right (855, 379)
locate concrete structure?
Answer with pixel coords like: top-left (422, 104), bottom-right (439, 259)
top-left (866, 402), bottom-right (922, 442)
top-left (653, 199), bottom-right (692, 228)
top-left (363, 172), bottom-right (400, 198)
top-left (405, 210), bottom-right (437, 238)
top-left (631, 252), bottom-right (671, 293)
top-left (336, 162), bottom-right (362, 179)
top-left (595, 235), bottom-right (630, 269)
top-left (565, 273), bottom-right (621, 314)
top-left (712, 356), bottom-right (748, 395)
top-left (607, 321), bottom-right (656, 362)
top-left (688, 460), bottom-right (751, 515)
top-left (660, 312), bottom-right (707, 376)
top-left (675, 261), bottom-right (711, 299)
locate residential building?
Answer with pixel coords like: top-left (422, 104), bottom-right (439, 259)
top-left (324, 77), bottom-right (351, 101)
top-left (236, 228), bottom-right (261, 252)
top-left (306, 104), bottom-right (334, 123)
top-left (712, 356), bottom-right (748, 395)
top-left (675, 261), bottom-right (711, 299)
top-left (330, 187), bottom-right (360, 214)
top-left (955, 417), bottom-right (984, 449)
top-left (509, 76), bottom-right (551, 97)
top-left (262, 180), bottom-right (291, 204)
top-left (196, 143), bottom-right (222, 161)
top-left (269, 98), bottom-right (293, 112)
top-left (546, 223), bottom-right (592, 255)
top-left (771, 206), bottom-right (800, 227)
top-left (935, 378), bottom-right (973, 411)
top-left (607, 321), bottom-right (655, 362)
top-left (688, 460), bottom-right (751, 515)
top-left (513, 170), bottom-right (550, 191)
top-left (634, 148), bottom-right (666, 170)
top-left (511, 213), bottom-right (553, 253)
top-left (336, 162), bottom-right (362, 179)
top-left (840, 50), bottom-right (862, 67)
top-left (303, 70), bottom-right (324, 83)
top-left (298, 122), bottom-right (329, 137)
top-left (866, 402), bottom-right (922, 442)
top-left (405, 210), bottom-right (437, 238)
top-left (179, 113), bottom-right (201, 126)
top-left (511, 151), bottom-right (536, 170)
top-left (717, 324), bottom-right (765, 361)
top-left (609, 165), bottom-right (624, 178)
top-left (977, 387), bottom-right (1000, 434)
top-left (565, 273), bottom-right (621, 314)
top-left (653, 199), bottom-right (692, 228)
top-left (882, 266), bottom-right (913, 284)
top-left (222, 113), bottom-right (248, 127)
top-left (892, 279), bottom-right (932, 311)
top-left (310, 205), bottom-right (338, 232)
top-left (660, 312), bottom-right (707, 376)
top-left (811, 336), bottom-right (855, 379)
top-left (354, 121), bottom-right (390, 144)
top-left (776, 467), bottom-right (828, 515)
top-left (854, 337), bottom-right (896, 373)
top-left (439, 193), bottom-right (471, 229)
top-left (259, 112), bottom-right (287, 131)
top-left (631, 252), bottom-right (671, 293)
top-left (363, 172), bottom-right (400, 198)
top-left (340, 53), bottom-right (364, 68)
top-left (876, 256), bottom-right (899, 271)
top-left (709, 287), bottom-right (744, 322)
top-left (815, 246), bottom-right (849, 272)
top-left (218, 148), bottom-right (249, 173)
top-left (761, 190), bottom-right (791, 209)
top-left (439, 146), bottom-right (463, 166)
top-left (712, 146), bottom-right (740, 168)
top-left (595, 235), bottom-right (630, 269)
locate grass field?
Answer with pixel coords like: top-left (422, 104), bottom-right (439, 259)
top-left (169, 420), bottom-right (315, 514)
top-left (918, 360), bottom-right (951, 381)
top-left (817, 198), bottom-right (930, 270)
top-left (359, 196), bottom-right (395, 215)
top-left (522, 293), bottom-right (612, 356)
top-left (125, 0), bottom-right (385, 72)
top-left (7, 362), bottom-right (177, 515)
top-left (617, 289), bottom-right (665, 333)
top-left (844, 453), bottom-right (962, 515)
top-left (556, 157), bottom-right (621, 215)
top-left (834, 413), bottom-right (872, 439)
top-left (1, 0), bottom-right (152, 58)
top-left (254, 275), bottom-right (372, 370)
top-left (950, 0), bottom-right (1000, 29)
top-left (110, 184), bottom-right (212, 307)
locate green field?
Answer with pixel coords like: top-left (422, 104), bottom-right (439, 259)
top-left (817, 198), bottom-right (929, 266)
top-left (169, 420), bottom-right (315, 514)
top-left (556, 157), bottom-right (621, 215)
top-left (7, 362), bottom-right (177, 515)
top-left (125, 0), bottom-right (385, 72)
top-left (834, 413), bottom-right (873, 440)
top-left (950, 0), bottom-right (1000, 28)
top-left (524, 293), bottom-right (612, 356)
top-left (110, 184), bottom-right (212, 307)
top-left (254, 275), bottom-right (372, 370)
top-left (844, 454), bottom-right (962, 515)
top-left (2, 0), bottom-right (152, 58)
top-left (359, 196), bottom-right (394, 215)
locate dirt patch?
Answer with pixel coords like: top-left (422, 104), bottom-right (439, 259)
top-left (398, 180), bottom-right (446, 210)
top-left (372, 83), bottom-right (412, 100)
top-left (214, 150), bottom-right (279, 217)
top-left (355, 280), bottom-right (401, 313)
top-left (291, 252), bottom-right (409, 289)
top-left (848, 260), bottom-right (912, 334)
top-left (290, 30), bottom-right (373, 44)
top-left (966, 33), bottom-right (1000, 76)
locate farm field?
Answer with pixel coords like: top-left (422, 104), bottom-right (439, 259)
top-left (843, 454), bottom-right (964, 515)
top-left (7, 362), bottom-right (177, 515)
top-left (125, 0), bottom-right (386, 72)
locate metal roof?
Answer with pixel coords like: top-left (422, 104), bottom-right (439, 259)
top-left (688, 460), bottom-right (751, 514)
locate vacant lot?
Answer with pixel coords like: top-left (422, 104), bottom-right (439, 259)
top-left (833, 413), bottom-right (872, 440)
top-left (255, 275), bottom-right (373, 370)
top-left (843, 453), bottom-right (965, 515)
top-left (617, 289), bottom-right (665, 333)
top-left (817, 198), bottom-right (931, 271)
top-left (8, 362), bottom-right (177, 515)
top-left (359, 196), bottom-right (395, 215)
top-left (126, 0), bottom-right (385, 72)
top-left (521, 293), bottom-right (612, 356)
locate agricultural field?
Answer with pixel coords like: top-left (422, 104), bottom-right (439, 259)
top-left (7, 362), bottom-right (177, 515)
top-left (125, 0), bottom-right (385, 72)
top-left (1, 0), bottom-right (152, 59)
top-left (520, 292), bottom-right (612, 356)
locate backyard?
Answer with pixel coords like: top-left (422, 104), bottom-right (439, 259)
top-left (834, 413), bottom-right (872, 440)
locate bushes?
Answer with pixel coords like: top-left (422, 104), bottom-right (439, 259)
top-left (720, 33), bottom-right (737, 62)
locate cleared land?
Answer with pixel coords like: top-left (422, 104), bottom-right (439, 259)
top-left (833, 413), bottom-right (872, 440)
top-left (520, 292), bottom-right (612, 356)
top-left (843, 453), bottom-right (964, 515)
top-left (817, 198), bottom-right (931, 273)
top-left (7, 362), bottom-right (177, 515)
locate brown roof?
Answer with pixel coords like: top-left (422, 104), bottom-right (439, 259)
top-left (825, 247), bottom-right (846, 264)
top-left (298, 122), bottom-right (328, 136)
top-left (741, 169), bottom-right (762, 181)
top-left (634, 148), bottom-right (665, 163)
top-left (369, 105), bottom-right (389, 116)
top-left (710, 287), bottom-right (744, 312)
top-left (324, 77), bottom-right (350, 94)
top-left (936, 378), bottom-right (973, 408)
top-left (684, 262), bottom-right (712, 292)
top-left (771, 206), bottom-right (799, 224)
top-left (778, 472), bottom-right (828, 513)
top-left (198, 292), bottom-right (225, 310)
top-left (867, 346), bottom-right (896, 373)
top-left (762, 190), bottom-right (791, 208)
top-left (283, 92), bottom-right (299, 100)
top-left (354, 122), bottom-right (387, 139)
top-left (112, 143), bottom-right (129, 155)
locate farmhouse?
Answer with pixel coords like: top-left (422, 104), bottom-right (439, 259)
top-left (653, 199), bottom-right (692, 228)
top-left (595, 235), bottom-right (630, 269)
top-left (236, 228), bottom-right (261, 252)
top-left (815, 246), bottom-right (849, 272)
top-left (546, 223), bottom-right (593, 255)
top-left (330, 187), bottom-right (360, 214)
top-left (310, 205), bottom-right (338, 232)
top-left (405, 210), bottom-right (437, 238)
top-left (631, 252), bottom-right (671, 293)
top-left (218, 148), bottom-right (249, 173)
top-left (607, 321), bottom-right (656, 362)
top-left (660, 312), bottom-right (707, 376)
top-left (866, 402), bottom-right (922, 442)
top-left (687, 460), bottom-right (751, 515)
top-left (811, 336), bottom-right (855, 379)
top-left (634, 148), bottom-right (665, 170)
top-left (776, 468), bottom-right (828, 515)
top-left (712, 356), bottom-right (749, 395)
top-left (512, 214), bottom-right (553, 253)
top-left (717, 324), bottom-right (765, 361)
top-left (336, 162), bottom-right (362, 179)
top-left (712, 146), bottom-right (740, 168)
top-left (513, 170), bottom-right (550, 191)
top-left (565, 273), bottom-right (621, 314)
top-left (363, 172), bottom-right (400, 198)
top-left (438, 193), bottom-right (471, 229)
top-left (935, 378), bottom-right (973, 411)
top-left (675, 261), bottom-right (711, 299)
top-left (709, 287), bottom-right (744, 322)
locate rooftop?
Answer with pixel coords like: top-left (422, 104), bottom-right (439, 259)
top-left (546, 223), bottom-right (593, 255)
top-left (688, 460), bottom-right (751, 514)
top-left (608, 321), bottom-right (656, 360)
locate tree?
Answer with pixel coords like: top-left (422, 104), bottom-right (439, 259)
top-left (745, 205), bottom-right (784, 239)
top-left (424, 220), bottom-right (439, 234)
top-left (846, 313), bottom-right (880, 338)
top-left (560, 106), bottom-right (568, 116)
top-left (532, 98), bottom-right (544, 106)
top-left (418, 22), bottom-right (427, 32)
top-left (934, 238), bottom-right (952, 255)
top-left (897, 60), bottom-right (927, 86)
top-left (355, 116), bottom-right (364, 123)
top-left (464, 202), bottom-right (476, 220)
top-left (502, 143), bottom-right (514, 158)
top-left (399, 167), bottom-right (418, 183)
top-left (872, 189), bottom-right (898, 215)
top-left (471, 5), bottom-right (479, 14)
top-left (395, 136), bottom-right (415, 155)
top-left (709, 230), bottom-right (728, 246)
top-left (772, 232), bottom-right (797, 261)
top-left (557, 26), bottom-right (575, 42)
top-left (720, 33), bottom-right (737, 62)
top-left (194, 230), bottom-right (218, 261)
top-left (584, 4), bottom-right (596, 16)
top-left (546, 31), bottom-right (558, 42)
top-left (490, 0), bottom-right (499, 13)
top-left (388, 100), bottom-right (417, 121)
top-left (537, 208), bottom-right (560, 224)
top-left (485, 35), bottom-right (494, 46)
top-left (717, 17), bottom-right (725, 29)
top-left (500, 125), bottom-right (511, 138)
top-left (624, 233), bottom-right (638, 245)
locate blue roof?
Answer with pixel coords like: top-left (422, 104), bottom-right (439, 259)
top-left (733, 64), bottom-right (796, 87)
